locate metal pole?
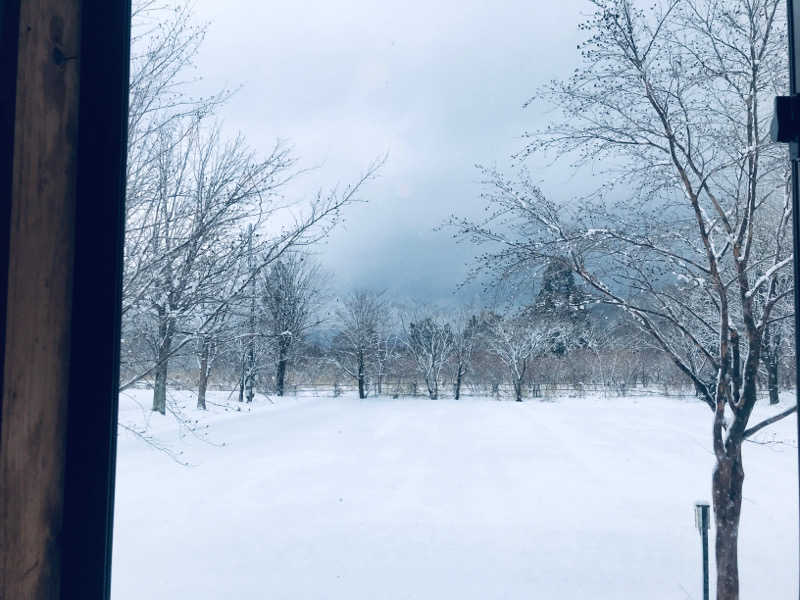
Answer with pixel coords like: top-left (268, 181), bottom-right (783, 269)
top-left (702, 511), bottom-right (710, 600)
top-left (695, 502), bottom-right (710, 600)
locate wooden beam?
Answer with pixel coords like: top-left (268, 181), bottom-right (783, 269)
top-left (0, 1), bottom-right (83, 598)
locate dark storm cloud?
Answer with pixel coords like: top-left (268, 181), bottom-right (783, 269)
top-left (191, 0), bottom-right (592, 303)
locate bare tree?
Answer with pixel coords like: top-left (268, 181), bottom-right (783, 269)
top-left (450, 310), bottom-right (480, 400)
top-left (194, 328), bottom-right (219, 411)
top-left (403, 312), bottom-right (454, 400)
top-left (123, 1), bottom-right (229, 322)
top-left (754, 206), bottom-right (794, 404)
top-left (373, 321), bottom-right (400, 397)
top-left (192, 301), bottom-right (234, 411)
top-left (189, 234), bottom-right (256, 410)
top-left (487, 311), bottom-right (562, 402)
top-left (455, 1), bottom-right (794, 596)
top-left (259, 255), bottom-right (326, 396)
top-left (332, 290), bottom-right (386, 398)
top-left (125, 120), bottom-right (294, 414)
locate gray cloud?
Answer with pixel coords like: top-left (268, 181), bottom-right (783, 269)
top-left (191, 0), bottom-right (592, 303)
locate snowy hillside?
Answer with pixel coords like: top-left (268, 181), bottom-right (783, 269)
top-left (112, 391), bottom-right (798, 599)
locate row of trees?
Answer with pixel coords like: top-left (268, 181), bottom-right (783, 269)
top-left (119, 2), bottom-right (382, 415)
top-left (120, 254), bottom-right (795, 406)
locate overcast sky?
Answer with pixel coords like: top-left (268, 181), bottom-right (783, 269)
top-left (190, 0), bottom-right (591, 304)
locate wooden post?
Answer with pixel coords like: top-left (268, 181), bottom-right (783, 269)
top-left (0, 1), bottom-right (83, 598)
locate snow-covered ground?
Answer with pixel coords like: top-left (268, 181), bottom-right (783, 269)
top-left (112, 389), bottom-right (798, 599)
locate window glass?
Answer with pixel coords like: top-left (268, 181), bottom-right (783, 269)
top-left (113, 2), bottom-right (799, 598)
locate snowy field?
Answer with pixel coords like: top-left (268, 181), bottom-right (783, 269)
top-left (111, 389), bottom-right (798, 599)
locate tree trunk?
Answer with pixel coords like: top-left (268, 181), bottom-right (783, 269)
top-left (762, 325), bottom-right (780, 405)
top-left (276, 349), bottom-right (288, 397)
top-left (514, 379), bottom-right (523, 402)
top-left (152, 314), bottom-right (173, 414)
top-left (245, 343), bottom-right (255, 403)
top-left (767, 356), bottom-right (780, 405)
top-left (713, 448), bottom-right (744, 600)
top-left (238, 351), bottom-right (245, 403)
top-left (245, 373), bottom-right (254, 403)
top-left (357, 352), bottom-right (366, 399)
top-left (427, 378), bottom-right (438, 400)
top-left (515, 361), bottom-right (527, 402)
top-left (197, 336), bottom-right (210, 410)
top-left (454, 365), bottom-right (463, 400)
top-left (152, 357), bottom-right (168, 414)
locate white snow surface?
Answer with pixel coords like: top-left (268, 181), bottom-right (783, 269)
top-left (112, 389), bottom-right (798, 599)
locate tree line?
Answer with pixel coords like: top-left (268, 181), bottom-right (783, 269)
top-left (120, 254), bottom-right (795, 407)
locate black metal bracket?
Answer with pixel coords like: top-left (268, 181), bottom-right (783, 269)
top-left (771, 95), bottom-right (800, 159)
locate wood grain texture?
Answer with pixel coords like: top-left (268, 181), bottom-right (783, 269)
top-left (0, 1), bottom-right (82, 598)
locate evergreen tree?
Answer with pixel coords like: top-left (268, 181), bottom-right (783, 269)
top-left (531, 256), bottom-right (588, 355)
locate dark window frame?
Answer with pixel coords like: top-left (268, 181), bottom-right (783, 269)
top-left (60, 1), bottom-right (131, 598)
top-left (786, 3), bottom-right (800, 593)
